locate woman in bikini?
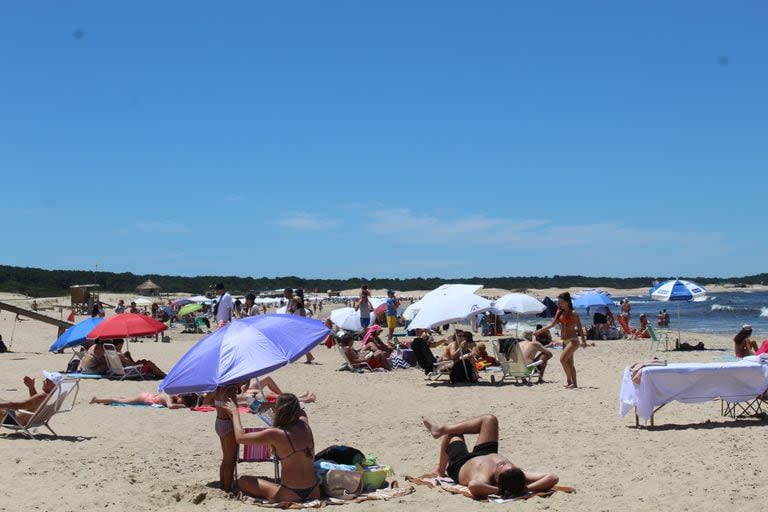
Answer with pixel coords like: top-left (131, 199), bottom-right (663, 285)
top-left (533, 292), bottom-right (586, 388)
top-left (89, 392), bottom-right (193, 408)
top-left (223, 393), bottom-right (320, 503)
top-left (214, 383), bottom-right (242, 492)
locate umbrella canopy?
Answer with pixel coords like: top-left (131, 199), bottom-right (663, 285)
top-left (160, 305), bottom-right (175, 317)
top-left (330, 307), bottom-right (375, 332)
top-left (158, 314), bottom-right (330, 395)
top-left (572, 292), bottom-right (614, 309)
top-left (87, 313), bottom-right (168, 340)
top-left (173, 298), bottom-right (194, 306)
top-left (403, 284), bottom-right (484, 321)
top-left (494, 293), bottom-right (546, 314)
top-left (651, 279), bottom-right (707, 302)
top-left (179, 303), bottom-right (203, 316)
top-left (189, 295), bottom-right (215, 305)
top-left (131, 297), bottom-right (154, 306)
top-left (407, 293), bottom-right (496, 330)
top-left (49, 317), bottom-right (104, 352)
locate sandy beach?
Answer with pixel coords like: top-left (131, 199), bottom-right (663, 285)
top-left (1, 291), bottom-right (766, 512)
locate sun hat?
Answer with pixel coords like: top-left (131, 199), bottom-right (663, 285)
top-left (42, 370), bottom-right (64, 385)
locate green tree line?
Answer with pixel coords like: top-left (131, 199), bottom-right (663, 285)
top-left (0, 264), bottom-right (765, 298)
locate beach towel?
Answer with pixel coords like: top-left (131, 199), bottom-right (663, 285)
top-left (191, 405), bottom-right (250, 414)
top-left (239, 484), bottom-right (414, 509)
top-left (405, 473), bottom-right (575, 503)
top-left (60, 373), bottom-right (104, 379)
top-left (110, 402), bottom-right (165, 408)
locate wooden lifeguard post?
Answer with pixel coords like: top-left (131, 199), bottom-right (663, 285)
top-left (70, 284), bottom-right (100, 315)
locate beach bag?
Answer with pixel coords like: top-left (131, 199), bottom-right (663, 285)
top-left (314, 445), bottom-right (365, 465)
top-left (322, 469), bottom-right (363, 499)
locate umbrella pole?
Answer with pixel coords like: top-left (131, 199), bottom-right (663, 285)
top-left (454, 323), bottom-right (471, 382)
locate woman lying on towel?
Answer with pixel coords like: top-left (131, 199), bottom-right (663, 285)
top-left (242, 376), bottom-right (316, 405)
top-left (223, 393), bottom-right (320, 503)
top-left (89, 392), bottom-right (195, 409)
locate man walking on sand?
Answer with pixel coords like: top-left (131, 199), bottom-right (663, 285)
top-left (214, 283), bottom-right (233, 328)
top-left (423, 414), bottom-right (559, 498)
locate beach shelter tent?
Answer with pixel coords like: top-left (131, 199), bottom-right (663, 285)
top-left (136, 279), bottom-right (162, 297)
top-left (537, 297), bottom-right (558, 318)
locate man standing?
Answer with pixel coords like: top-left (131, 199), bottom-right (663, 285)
top-left (385, 289), bottom-right (400, 341)
top-left (214, 283), bottom-right (233, 328)
top-left (284, 288), bottom-right (314, 363)
top-left (355, 288), bottom-right (373, 330)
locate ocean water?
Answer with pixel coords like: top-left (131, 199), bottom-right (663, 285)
top-left (609, 291), bottom-right (768, 335)
top-left (503, 291), bottom-right (768, 336)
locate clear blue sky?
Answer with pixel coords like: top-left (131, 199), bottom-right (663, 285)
top-left (1, 1), bottom-right (765, 279)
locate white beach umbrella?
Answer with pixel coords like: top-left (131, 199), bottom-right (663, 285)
top-left (329, 307), bottom-right (375, 332)
top-left (189, 295), bottom-right (215, 305)
top-left (407, 293), bottom-right (496, 331)
top-left (494, 293), bottom-right (546, 336)
top-left (494, 293), bottom-right (546, 314)
top-left (130, 297), bottom-right (154, 306)
top-left (402, 284), bottom-right (484, 321)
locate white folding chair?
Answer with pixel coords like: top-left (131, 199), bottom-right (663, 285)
top-left (1, 379), bottom-right (80, 439)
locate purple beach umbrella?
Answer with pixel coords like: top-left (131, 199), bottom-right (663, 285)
top-left (158, 314), bottom-right (329, 395)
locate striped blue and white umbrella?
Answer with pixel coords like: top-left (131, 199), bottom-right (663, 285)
top-left (651, 279), bottom-right (707, 302)
top-left (650, 279), bottom-right (707, 346)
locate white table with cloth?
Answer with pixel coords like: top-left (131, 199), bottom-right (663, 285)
top-left (619, 357), bottom-right (768, 426)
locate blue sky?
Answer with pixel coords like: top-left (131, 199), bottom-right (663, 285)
top-left (1, 1), bottom-right (765, 279)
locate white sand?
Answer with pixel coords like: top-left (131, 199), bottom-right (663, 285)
top-left (1, 291), bottom-right (766, 511)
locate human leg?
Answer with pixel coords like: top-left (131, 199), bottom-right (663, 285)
top-left (219, 431), bottom-right (237, 491)
top-left (423, 414), bottom-right (499, 445)
top-left (237, 475), bottom-right (283, 501)
top-left (89, 394), bottom-right (144, 405)
top-left (562, 341), bottom-right (578, 388)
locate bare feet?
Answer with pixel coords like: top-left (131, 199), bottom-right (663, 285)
top-left (422, 417), bottom-right (443, 438)
top-left (89, 396), bottom-right (97, 404)
top-left (302, 392), bottom-right (317, 404)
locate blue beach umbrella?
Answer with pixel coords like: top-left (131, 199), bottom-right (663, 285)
top-left (49, 317), bottom-right (104, 352)
top-left (572, 291), bottom-right (613, 309)
top-left (158, 314), bottom-right (330, 395)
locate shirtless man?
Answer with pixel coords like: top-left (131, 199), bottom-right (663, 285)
top-left (519, 339), bottom-right (553, 383)
top-left (423, 414), bottom-right (559, 498)
top-left (1, 372), bottom-right (62, 425)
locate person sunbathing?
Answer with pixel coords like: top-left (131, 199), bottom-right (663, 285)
top-left (78, 341), bottom-right (108, 374)
top-left (1, 372), bottom-right (62, 425)
top-left (628, 359), bottom-right (667, 384)
top-left (223, 393), bottom-right (320, 503)
top-left (519, 339), bottom-right (552, 383)
top-left (423, 414), bottom-right (559, 498)
top-left (242, 376), bottom-right (316, 404)
top-left (111, 339), bottom-right (167, 379)
top-left (89, 392), bottom-right (194, 409)
top-left (360, 325), bottom-right (394, 355)
top-left (340, 335), bottom-right (390, 370)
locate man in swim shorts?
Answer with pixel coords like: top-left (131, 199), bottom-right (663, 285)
top-left (423, 414), bottom-right (559, 498)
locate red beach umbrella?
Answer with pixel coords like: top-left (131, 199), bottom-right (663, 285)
top-left (87, 313), bottom-right (168, 340)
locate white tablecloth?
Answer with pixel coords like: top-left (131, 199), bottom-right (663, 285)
top-left (619, 359), bottom-right (768, 423)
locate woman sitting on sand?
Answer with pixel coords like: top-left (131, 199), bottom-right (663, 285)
top-left (90, 392), bottom-right (195, 409)
top-left (534, 292), bottom-right (587, 389)
top-left (734, 325), bottom-right (759, 358)
top-left (222, 393), bottom-right (320, 503)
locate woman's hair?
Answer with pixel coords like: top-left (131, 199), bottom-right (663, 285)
top-left (557, 292), bottom-right (574, 311)
top-left (272, 393), bottom-right (302, 428)
top-left (734, 326), bottom-right (753, 344)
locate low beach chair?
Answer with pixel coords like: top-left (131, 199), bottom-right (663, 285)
top-left (489, 339), bottom-right (542, 385)
top-left (337, 345), bottom-right (373, 372)
top-left (103, 343), bottom-right (144, 380)
top-left (617, 316), bottom-right (632, 338)
top-left (646, 324), bottom-right (668, 352)
top-left (1, 378), bottom-right (79, 439)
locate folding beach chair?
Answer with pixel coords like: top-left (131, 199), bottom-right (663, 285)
top-left (1, 378), bottom-right (80, 439)
top-left (103, 343), bottom-right (144, 380)
top-left (721, 397), bottom-right (765, 419)
top-left (489, 339), bottom-right (542, 385)
top-left (646, 324), bottom-right (668, 352)
top-left (337, 345), bottom-right (373, 372)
